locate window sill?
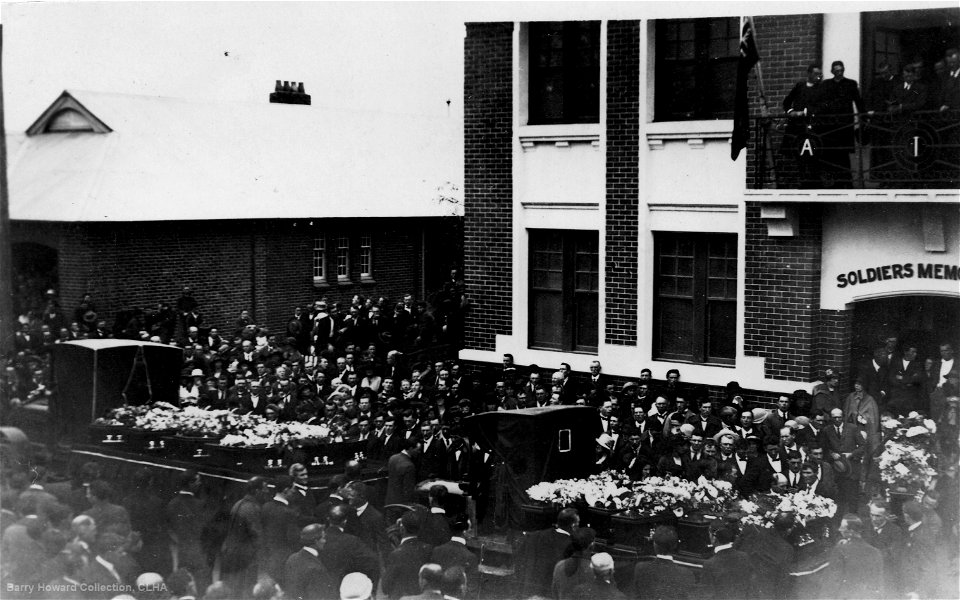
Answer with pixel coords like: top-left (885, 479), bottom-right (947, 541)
top-left (645, 119), bottom-right (733, 150)
top-left (312, 280), bottom-right (331, 290)
top-left (359, 277), bottom-right (377, 286)
top-left (654, 356), bottom-right (736, 368)
top-left (519, 123), bottom-right (601, 149)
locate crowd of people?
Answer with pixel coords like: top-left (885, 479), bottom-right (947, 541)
top-left (1, 336), bottom-right (957, 599)
top-left (777, 47), bottom-right (960, 188)
top-left (1, 274), bottom-right (958, 599)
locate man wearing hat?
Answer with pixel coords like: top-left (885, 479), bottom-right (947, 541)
top-left (284, 524), bottom-right (338, 600)
top-left (743, 436), bottom-right (786, 494)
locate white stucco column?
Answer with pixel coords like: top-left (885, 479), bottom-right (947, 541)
top-left (822, 13), bottom-right (862, 83)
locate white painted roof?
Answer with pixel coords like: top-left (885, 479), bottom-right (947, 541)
top-left (7, 90), bottom-right (463, 222)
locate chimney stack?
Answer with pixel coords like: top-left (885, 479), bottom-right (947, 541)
top-left (270, 80), bottom-right (311, 105)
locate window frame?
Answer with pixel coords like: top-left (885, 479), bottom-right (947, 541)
top-left (312, 236), bottom-right (327, 285)
top-left (359, 233), bottom-right (373, 280)
top-left (336, 235), bottom-right (351, 282)
top-left (654, 17), bottom-right (740, 122)
top-left (527, 21), bottom-right (601, 126)
top-left (653, 232), bottom-right (737, 366)
top-left (528, 229), bottom-right (599, 354)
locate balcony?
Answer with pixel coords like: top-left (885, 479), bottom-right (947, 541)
top-left (750, 110), bottom-right (960, 191)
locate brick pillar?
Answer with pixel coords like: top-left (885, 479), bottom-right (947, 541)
top-left (744, 202), bottom-right (823, 381)
top-left (816, 308), bottom-right (853, 390)
top-left (605, 20), bottom-right (640, 346)
top-left (463, 23), bottom-right (514, 352)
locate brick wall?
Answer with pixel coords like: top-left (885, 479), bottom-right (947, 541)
top-left (746, 14), bottom-right (823, 189)
top-left (605, 20), bottom-right (641, 346)
top-left (11, 218), bottom-right (445, 339)
top-left (744, 202), bottom-right (824, 381)
top-left (463, 22), bottom-right (514, 352)
top-left (816, 308), bottom-right (852, 388)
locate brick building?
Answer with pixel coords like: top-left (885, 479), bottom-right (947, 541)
top-left (7, 89), bottom-right (463, 336)
top-left (461, 5), bottom-right (959, 404)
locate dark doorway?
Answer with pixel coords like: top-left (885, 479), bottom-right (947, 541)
top-left (851, 295), bottom-right (960, 366)
top-left (10, 243), bottom-right (59, 317)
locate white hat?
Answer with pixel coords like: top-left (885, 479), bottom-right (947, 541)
top-left (596, 433), bottom-right (615, 452)
top-left (591, 552), bottom-right (615, 572)
top-left (190, 368), bottom-right (204, 377)
top-left (340, 572), bottom-right (373, 600)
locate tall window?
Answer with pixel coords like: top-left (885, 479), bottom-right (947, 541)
top-left (655, 18), bottom-right (739, 121)
top-left (529, 230), bottom-right (598, 353)
top-left (359, 234), bottom-right (373, 279)
top-left (336, 235), bottom-right (350, 281)
top-left (528, 21), bottom-right (601, 125)
top-left (312, 237), bottom-right (326, 284)
top-left (654, 233), bottom-right (737, 365)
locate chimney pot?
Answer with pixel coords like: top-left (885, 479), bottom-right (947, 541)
top-left (275, 80), bottom-right (282, 92)
top-left (298, 82), bottom-right (305, 94)
top-left (283, 81), bottom-right (291, 92)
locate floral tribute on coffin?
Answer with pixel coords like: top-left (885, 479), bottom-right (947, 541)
top-left (877, 418), bottom-right (938, 496)
top-left (92, 403), bottom-right (341, 470)
top-left (524, 471), bottom-right (740, 546)
top-left (738, 489), bottom-right (837, 556)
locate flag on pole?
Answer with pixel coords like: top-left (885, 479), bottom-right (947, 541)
top-left (731, 16), bottom-right (760, 160)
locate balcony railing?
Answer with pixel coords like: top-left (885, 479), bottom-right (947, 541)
top-left (752, 109), bottom-right (960, 190)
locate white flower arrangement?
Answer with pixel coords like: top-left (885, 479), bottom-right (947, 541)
top-left (879, 439), bottom-right (936, 491)
top-left (739, 490), bottom-right (836, 529)
top-left (526, 470), bottom-right (634, 509)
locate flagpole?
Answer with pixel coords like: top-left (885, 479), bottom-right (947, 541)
top-left (747, 17), bottom-right (778, 187)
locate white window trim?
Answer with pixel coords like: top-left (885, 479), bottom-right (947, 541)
top-left (359, 233), bottom-right (374, 280)
top-left (336, 235), bottom-right (351, 282)
top-left (312, 236), bottom-right (327, 285)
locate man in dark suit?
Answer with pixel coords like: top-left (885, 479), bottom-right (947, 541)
top-left (283, 524), bottom-right (339, 600)
top-left (382, 511), bottom-right (434, 600)
top-left (321, 504), bottom-right (381, 593)
top-left (858, 346), bottom-right (890, 410)
top-left (260, 475), bottom-right (302, 585)
top-left (82, 481), bottom-right (131, 537)
top-left (900, 500), bottom-right (941, 598)
top-left (430, 513), bottom-right (478, 594)
top-left (816, 60), bottom-right (863, 188)
top-left (287, 463), bottom-right (319, 523)
top-left (164, 470), bottom-right (209, 592)
top-left (863, 500), bottom-right (903, 597)
top-left (344, 482), bottom-right (391, 561)
top-left (686, 398), bottom-right (723, 439)
top-left (220, 476), bottom-right (268, 599)
top-left (632, 526), bottom-right (694, 599)
top-left (821, 408), bottom-right (865, 515)
top-left (701, 523), bottom-right (752, 599)
top-left (887, 345), bottom-right (923, 415)
top-left (420, 485), bottom-right (452, 548)
top-left (586, 360), bottom-right (609, 406)
top-left (386, 439), bottom-right (422, 520)
top-left (418, 423), bottom-right (447, 481)
top-left (820, 514), bottom-right (884, 599)
top-left (681, 432), bottom-right (707, 482)
top-left (940, 47), bottom-right (960, 110)
top-left (798, 461), bottom-right (837, 500)
top-left (516, 507), bottom-right (579, 598)
top-left (399, 563), bottom-right (445, 600)
top-left (742, 437), bottom-right (785, 495)
top-left (887, 65), bottom-right (929, 114)
top-left (78, 538), bottom-right (124, 599)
